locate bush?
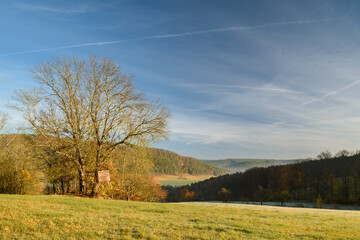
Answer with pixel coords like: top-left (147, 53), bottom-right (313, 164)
top-left (0, 135), bottom-right (41, 194)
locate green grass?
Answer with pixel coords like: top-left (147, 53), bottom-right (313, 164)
top-left (158, 180), bottom-right (199, 186)
top-left (0, 194), bottom-right (359, 239)
top-left (155, 174), bottom-right (213, 187)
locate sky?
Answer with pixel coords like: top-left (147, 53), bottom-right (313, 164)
top-left (1, 0), bottom-right (360, 160)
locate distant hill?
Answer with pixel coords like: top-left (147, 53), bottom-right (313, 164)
top-left (201, 158), bottom-right (297, 173)
top-left (150, 149), bottom-right (227, 176)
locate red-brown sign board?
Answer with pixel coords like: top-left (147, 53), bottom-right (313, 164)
top-left (98, 170), bottom-right (110, 183)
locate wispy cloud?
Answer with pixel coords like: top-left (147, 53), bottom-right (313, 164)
top-left (169, 111), bottom-right (360, 159)
top-left (16, 3), bottom-right (89, 14)
top-left (298, 79), bottom-right (360, 107)
top-left (181, 83), bottom-right (303, 95)
top-left (0, 18), bottom-right (328, 57)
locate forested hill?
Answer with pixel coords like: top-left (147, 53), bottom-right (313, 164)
top-left (167, 153), bottom-right (360, 204)
top-left (201, 158), bottom-right (297, 173)
top-left (149, 149), bottom-right (226, 176)
top-left (1, 134), bottom-right (226, 177)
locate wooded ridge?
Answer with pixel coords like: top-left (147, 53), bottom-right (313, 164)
top-left (167, 152), bottom-right (360, 205)
top-left (201, 158), bottom-right (297, 173)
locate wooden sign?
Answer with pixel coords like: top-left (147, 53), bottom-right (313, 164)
top-left (98, 170), bottom-right (110, 183)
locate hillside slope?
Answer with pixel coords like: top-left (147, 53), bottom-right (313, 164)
top-left (201, 158), bottom-right (296, 172)
top-left (150, 149), bottom-right (226, 176)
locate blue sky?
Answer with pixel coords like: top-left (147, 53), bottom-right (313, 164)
top-left (1, 0), bottom-right (360, 160)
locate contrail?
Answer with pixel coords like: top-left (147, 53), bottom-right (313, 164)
top-left (299, 79), bottom-right (360, 107)
top-left (0, 40), bottom-right (132, 57)
top-left (0, 19), bottom-right (326, 57)
top-left (181, 83), bottom-right (303, 94)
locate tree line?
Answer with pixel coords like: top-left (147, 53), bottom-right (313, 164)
top-left (166, 150), bottom-right (360, 205)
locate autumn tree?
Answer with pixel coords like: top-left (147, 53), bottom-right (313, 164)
top-left (219, 187), bottom-right (231, 203)
top-left (13, 56), bottom-right (170, 196)
top-left (180, 187), bottom-right (195, 201)
top-left (0, 114), bottom-right (41, 195)
top-left (0, 135), bottom-right (42, 194)
top-left (83, 57), bottom-right (170, 196)
top-left (35, 138), bottom-right (79, 194)
top-left (109, 145), bottom-right (167, 201)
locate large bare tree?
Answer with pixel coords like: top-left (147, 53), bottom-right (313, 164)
top-left (13, 56), bottom-right (170, 195)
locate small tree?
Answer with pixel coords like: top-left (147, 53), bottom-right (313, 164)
top-left (274, 190), bottom-right (293, 206)
top-left (255, 186), bottom-right (268, 205)
top-left (180, 187), bottom-right (195, 201)
top-left (334, 150), bottom-right (350, 158)
top-left (219, 187), bottom-right (231, 203)
top-left (317, 151), bottom-right (332, 160)
top-left (316, 194), bottom-right (323, 208)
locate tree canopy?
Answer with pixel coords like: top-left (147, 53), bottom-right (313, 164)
top-left (12, 56), bottom-right (171, 196)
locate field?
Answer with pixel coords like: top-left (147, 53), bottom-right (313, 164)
top-left (154, 174), bottom-right (213, 186)
top-left (1, 195), bottom-right (360, 239)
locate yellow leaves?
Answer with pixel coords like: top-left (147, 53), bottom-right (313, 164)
top-left (21, 168), bottom-right (32, 181)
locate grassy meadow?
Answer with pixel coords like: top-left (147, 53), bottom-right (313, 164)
top-left (155, 174), bottom-right (213, 186)
top-left (1, 195), bottom-right (359, 239)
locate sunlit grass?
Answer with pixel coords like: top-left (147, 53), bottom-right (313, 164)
top-left (158, 180), bottom-right (199, 186)
top-left (155, 174), bottom-right (212, 186)
top-left (0, 194), bottom-right (359, 239)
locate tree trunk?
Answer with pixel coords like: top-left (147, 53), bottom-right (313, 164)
top-left (92, 147), bottom-right (102, 197)
top-left (66, 180), bottom-right (70, 194)
top-left (78, 166), bottom-right (86, 194)
top-left (77, 150), bottom-right (86, 194)
top-left (92, 169), bottom-right (100, 197)
top-left (60, 179), bottom-right (65, 194)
